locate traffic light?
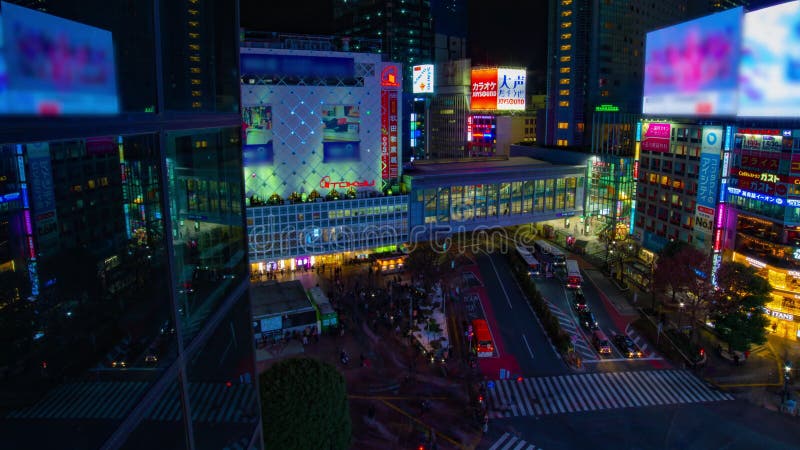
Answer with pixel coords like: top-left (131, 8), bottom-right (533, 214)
top-left (699, 348), bottom-right (705, 358)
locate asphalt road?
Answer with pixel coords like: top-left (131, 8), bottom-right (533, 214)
top-left (483, 398), bottom-right (800, 450)
top-left (477, 253), bottom-right (565, 377)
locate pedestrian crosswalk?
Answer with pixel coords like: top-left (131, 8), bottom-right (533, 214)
top-left (5, 380), bottom-right (258, 424)
top-left (485, 369), bottom-right (734, 418)
top-left (487, 432), bottom-right (543, 450)
top-left (544, 299), bottom-right (594, 361)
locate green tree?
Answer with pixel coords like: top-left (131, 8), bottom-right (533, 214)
top-left (260, 357), bottom-right (351, 450)
top-left (711, 262), bottom-right (771, 352)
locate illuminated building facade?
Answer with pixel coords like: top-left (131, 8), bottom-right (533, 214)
top-left (404, 157), bottom-right (586, 235)
top-left (240, 37), bottom-right (408, 271)
top-left (544, 0), bottom-right (689, 148)
top-left (0, 2), bottom-right (261, 449)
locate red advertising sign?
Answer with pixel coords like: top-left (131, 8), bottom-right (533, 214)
top-left (740, 154), bottom-right (779, 170)
top-left (388, 91), bottom-right (398, 178)
top-left (471, 68), bottom-right (498, 110)
top-left (381, 91), bottom-right (389, 179)
top-left (641, 122), bottom-right (671, 152)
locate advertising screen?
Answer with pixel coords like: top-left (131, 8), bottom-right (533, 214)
top-left (497, 68), bottom-right (526, 111)
top-left (471, 68), bottom-right (498, 110)
top-left (322, 105), bottom-right (360, 162)
top-left (0, 1), bottom-right (119, 115)
top-left (642, 7), bottom-right (742, 116)
top-left (412, 64), bottom-right (434, 93)
top-left (738, 1), bottom-right (800, 117)
top-left (242, 105), bottom-right (273, 165)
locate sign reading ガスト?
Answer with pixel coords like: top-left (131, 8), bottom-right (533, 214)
top-left (470, 67), bottom-right (526, 111)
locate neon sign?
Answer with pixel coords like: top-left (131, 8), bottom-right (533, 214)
top-left (726, 186), bottom-right (784, 205)
top-left (745, 256), bottom-right (767, 269)
top-left (319, 176), bottom-right (375, 189)
top-left (595, 104), bottom-right (620, 112)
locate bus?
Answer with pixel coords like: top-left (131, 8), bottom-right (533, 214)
top-left (516, 245), bottom-right (541, 277)
top-left (471, 319), bottom-right (495, 357)
top-left (565, 259), bottom-right (582, 289)
top-left (534, 240), bottom-right (566, 267)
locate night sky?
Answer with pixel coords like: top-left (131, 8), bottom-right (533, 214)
top-left (239, 0), bottom-right (549, 88)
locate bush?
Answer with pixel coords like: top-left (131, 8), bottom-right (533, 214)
top-left (260, 357), bottom-right (351, 450)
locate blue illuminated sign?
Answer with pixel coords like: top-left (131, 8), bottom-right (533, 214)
top-left (0, 192), bottom-right (20, 204)
top-left (727, 186), bottom-right (785, 205)
top-left (697, 153), bottom-right (720, 208)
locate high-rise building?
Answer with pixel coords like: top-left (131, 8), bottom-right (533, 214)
top-left (332, 0), bottom-right (434, 91)
top-left (544, 0), bottom-right (690, 149)
top-left (0, 2), bottom-right (261, 449)
top-left (431, 0), bottom-right (468, 62)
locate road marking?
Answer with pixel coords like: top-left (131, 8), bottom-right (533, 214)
top-left (522, 334), bottom-right (535, 359)
top-left (488, 254), bottom-right (513, 309)
top-left (486, 370), bottom-right (733, 418)
top-left (581, 356), bottom-right (664, 363)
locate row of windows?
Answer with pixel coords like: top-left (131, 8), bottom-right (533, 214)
top-left (557, 139), bottom-right (569, 146)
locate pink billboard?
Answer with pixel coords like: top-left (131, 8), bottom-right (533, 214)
top-left (641, 122), bottom-right (671, 152)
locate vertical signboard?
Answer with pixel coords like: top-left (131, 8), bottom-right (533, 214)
top-left (693, 126), bottom-right (722, 251)
top-left (26, 142), bottom-right (59, 248)
top-left (381, 91), bottom-right (390, 179)
top-left (470, 68), bottom-right (498, 110)
top-left (412, 64), bottom-right (434, 94)
top-left (388, 91), bottom-right (399, 178)
top-left (640, 122), bottom-right (671, 152)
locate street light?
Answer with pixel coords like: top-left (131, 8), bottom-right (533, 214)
top-left (678, 301), bottom-right (685, 330)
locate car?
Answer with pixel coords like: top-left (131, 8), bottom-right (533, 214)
top-left (578, 311), bottom-right (598, 331)
top-left (613, 334), bottom-right (642, 358)
top-left (572, 289), bottom-right (588, 312)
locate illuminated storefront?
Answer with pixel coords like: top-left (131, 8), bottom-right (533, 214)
top-left (732, 252), bottom-right (800, 340)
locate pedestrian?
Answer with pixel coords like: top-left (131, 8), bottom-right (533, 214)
top-left (302, 335), bottom-right (308, 345)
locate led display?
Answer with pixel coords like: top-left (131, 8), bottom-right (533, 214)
top-left (642, 7), bottom-right (742, 116)
top-left (738, 1), bottom-right (800, 117)
top-left (470, 67), bottom-right (526, 111)
top-left (471, 68), bottom-right (498, 110)
top-left (0, 1), bottom-right (119, 115)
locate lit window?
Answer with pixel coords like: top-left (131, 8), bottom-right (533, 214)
top-left (561, 22), bottom-right (572, 28)
top-left (577, 123), bottom-right (584, 132)
top-left (560, 67), bottom-right (571, 73)
top-left (558, 122), bottom-right (569, 129)
top-left (559, 100), bottom-right (569, 107)
top-left (560, 56), bottom-right (571, 62)
top-left (601, 90), bottom-right (609, 97)
top-left (560, 44), bottom-right (572, 51)
top-left (559, 89), bottom-right (570, 96)
top-left (557, 139), bottom-right (569, 146)
top-left (561, 33), bottom-right (572, 40)
top-left (562, 0), bottom-right (573, 4)
top-left (561, 10), bottom-right (572, 17)
top-left (560, 78), bottom-right (570, 85)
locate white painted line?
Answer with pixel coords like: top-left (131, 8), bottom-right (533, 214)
top-left (488, 254), bottom-right (513, 310)
top-left (522, 334), bottom-right (535, 360)
top-left (581, 356), bottom-right (663, 363)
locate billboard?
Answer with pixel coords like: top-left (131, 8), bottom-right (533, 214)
top-left (0, 1), bottom-right (119, 115)
top-left (470, 68), bottom-right (526, 111)
top-left (642, 7), bottom-right (742, 116)
top-left (471, 68), bottom-right (498, 110)
top-left (497, 68), bottom-right (526, 110)
top-left (738, 1), bottom-right (800, 117)
top-left (412, 64), bottom-right (434, 93)
top-left (322, 105), bottom-right (360, 162)
top-left (242, 105), bottom-right (273, 165)
top-left (640, 122), bottom-right (671, 152)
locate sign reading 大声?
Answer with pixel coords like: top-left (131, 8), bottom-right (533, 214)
top-left (470, 67), bottom-right (526, 111)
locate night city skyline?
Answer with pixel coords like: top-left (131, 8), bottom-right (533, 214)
top-left (2, 1), bottom-right (800, 449)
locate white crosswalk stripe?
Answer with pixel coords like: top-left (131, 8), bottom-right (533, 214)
top-left (485, 370), bottom-right (734, 418)
top-left (487, 432), bottom-right (542, 450)
top-left (5, 381), bottom-right (258, 424)
top-left (544, 299), bottom-right (595, 360)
